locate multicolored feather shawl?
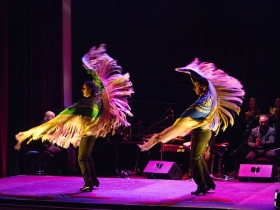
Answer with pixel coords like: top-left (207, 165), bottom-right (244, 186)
top-left (15, 44), bottom-right (134, 149)
top-left (139, 58), bottom-right (245, 151)
top-left (176, 58), bottom-right (245, 132)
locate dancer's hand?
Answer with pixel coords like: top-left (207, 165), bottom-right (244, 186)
top-left (204, 151), bottom-right (210, 161)
top-left (138, 135), bottom-right (160, 151)
top-left (14, 133), bottom-right (24, 150)
top-left (138, 138), bottom-right (150, 151)
top-left (14, 142), bottom-right (21, 150)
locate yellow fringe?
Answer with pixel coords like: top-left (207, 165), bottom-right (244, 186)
top-left (17, 114), bottom-right (99, 149)
top-left (139, 117), bottom-right (207, 151)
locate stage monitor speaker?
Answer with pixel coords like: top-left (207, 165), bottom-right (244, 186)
top-left (143, 160), bottom-right (182, 180)
top-left (238, 164), bottom-right (273, 182)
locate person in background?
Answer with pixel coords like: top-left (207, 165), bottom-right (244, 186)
top-left (40, 111), bottom-right (62, 154)
top-left (246, 114), bottom-right (276, 164)
top-left (268, 97), bottom-right (280, 128)
top-left (243, 97), bottom-right (262, 136)
top-left (40, 111), bottom-right (78, 175)
top-left (41, 111), bottom-right (67, 175)
top-left (268, 97), bottom-right (280, 149)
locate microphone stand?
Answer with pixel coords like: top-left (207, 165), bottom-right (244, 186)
top-left (230, 138), bottom-right (248, 174)
top-left (136, 111), bottom-right (173, 139)
top-left (230, 140), bottom-right (248, 156)
top-left (134, 110), bottom-right (173, 174)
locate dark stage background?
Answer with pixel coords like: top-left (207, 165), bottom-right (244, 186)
top-left (2, 0), bottom-right (280, 177)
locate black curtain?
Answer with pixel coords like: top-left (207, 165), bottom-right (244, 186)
top-left (0, 0), bottom-right (9, 177)
top-left (3, 0), bottom-right (63, 176)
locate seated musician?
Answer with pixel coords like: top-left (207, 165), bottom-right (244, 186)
top-left (246, 114), bottom-right (276, 164)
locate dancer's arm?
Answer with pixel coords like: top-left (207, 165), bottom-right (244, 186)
top-left (82, 63), bottom-right (104, 93)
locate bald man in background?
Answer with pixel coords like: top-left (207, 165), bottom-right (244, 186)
top-left (40, 111), bottom-right (61, 154)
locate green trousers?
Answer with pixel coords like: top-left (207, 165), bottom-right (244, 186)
top-left (78, 136), bottom-right (97, 186)
top-left (190, 128), bottom-right (215, 188)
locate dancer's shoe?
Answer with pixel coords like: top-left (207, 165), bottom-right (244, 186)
top-left (207, 182), bottom-right (216, 192)
top-left (80, 185), bottom-right (93, 192)
top-left (92, 177), bottom-right (100, 187)
top-left (191, 185), bottom-right (207, 195)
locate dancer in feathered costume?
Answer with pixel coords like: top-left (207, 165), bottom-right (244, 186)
top-left (15, 44), bottom-right (134, 191)
top-left (139, 58), bottom-right (244, 195)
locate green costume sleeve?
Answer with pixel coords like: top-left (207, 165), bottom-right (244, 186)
top-left (88, 70), bottom-right (104, 92)
top-left (58, 70), bottom-right (104, 118)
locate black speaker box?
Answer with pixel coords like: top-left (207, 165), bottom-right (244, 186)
top-left (143, 160), bottom-right (182, 180)
top-left (238, 164), bottom-right (274, 182)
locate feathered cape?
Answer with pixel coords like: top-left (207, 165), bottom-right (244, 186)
top-left (15, 44), bottom-right (134, 149)
top-left (139, 58), bottom-right (245, 151)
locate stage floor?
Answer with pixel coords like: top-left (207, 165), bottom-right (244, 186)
top-left (0, 175), bottom-right (280, 210)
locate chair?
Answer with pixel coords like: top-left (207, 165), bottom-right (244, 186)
top-left (255, 157), bottom-right (270, 164)
top-left (254, 150), bottom-right (278, 181)
top-left (213, 142), bottom-right (230, 179)
top-left (27, 150), bottom-right (53, 175)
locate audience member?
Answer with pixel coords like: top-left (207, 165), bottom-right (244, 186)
top-left (40, 111), bottom-right (61, 154)
top-left (268, 97), bottom-right (280, 147)
top-left (243, 97), bottom-right (262, 136)
top-left (41, 111), bottom-right (68, 174)
top-left (246, 114), bottom-right (276, 164)
top-left (268, 97), bottom-right (280, 128)
top-left (40, 111), bottom-right (78, 175)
